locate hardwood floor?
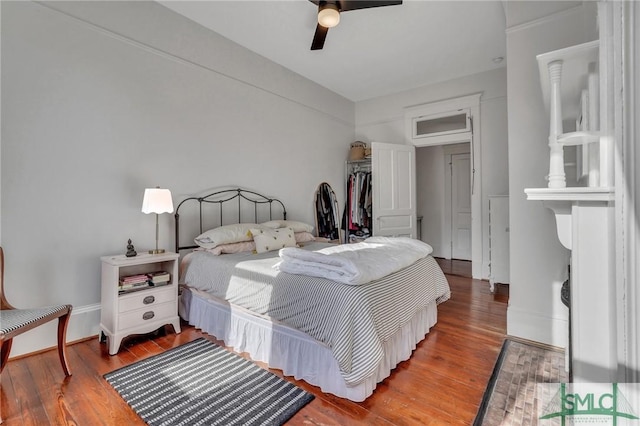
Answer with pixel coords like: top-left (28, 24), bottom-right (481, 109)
top-left (0, 262), bottom-right (508, 425)
top-left (434, 257), bottom-right (473, 278)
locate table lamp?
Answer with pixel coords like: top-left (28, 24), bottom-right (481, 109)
top-left (141, 187), bottom-right (174, 254)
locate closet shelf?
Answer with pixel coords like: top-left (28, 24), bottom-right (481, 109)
top-left (346, 158), bottom-right (371, 172)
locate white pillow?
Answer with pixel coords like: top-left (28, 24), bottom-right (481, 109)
top-left (194, 223), bottom-right (263, 249)
top-left (206, 241), bottom-right (257, 255)
top-left (250, 227), bottom-right (297, 254)
top-left (294, 232), bottom-right (316, 243)
top-left (261, 220), bottom-right (314, 233)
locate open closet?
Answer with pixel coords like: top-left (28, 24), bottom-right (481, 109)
top-left (342, 142), bottom-right (417, 243)
top-left (344, 159), bottom-right (372, 243)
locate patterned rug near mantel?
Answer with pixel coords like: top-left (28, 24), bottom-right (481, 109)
top-left (104, 338), bottom-right (314, 426)
top-left (474, 338), bottom-right (569, 426)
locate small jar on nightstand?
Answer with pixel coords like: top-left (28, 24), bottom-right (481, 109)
top-left (99, 251), bottom-right (181, 355)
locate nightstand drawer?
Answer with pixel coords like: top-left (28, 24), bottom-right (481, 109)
top-left (118, 287), bottom-right (175, 313)
top-left (118, 301), bottom-right (176, 331)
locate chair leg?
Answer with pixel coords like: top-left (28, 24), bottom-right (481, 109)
top-left (0, 340), bottom-right (8, 425)
top-left (0, 339), bottom-right (13, 375)
top-left (56, 312), bottom-right (72, 376)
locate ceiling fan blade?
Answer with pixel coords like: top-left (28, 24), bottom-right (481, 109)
top-left (308, 1), bottom-right (402, 12)
top-left (340, 1), bottom-right (402, 12)
top-left (308, 0), bottom-right (401, 50)
top-left (311, 24), bottom-right (329, 50)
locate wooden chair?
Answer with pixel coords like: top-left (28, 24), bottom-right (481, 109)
top-left (0, 247), bottom-right (73, 376)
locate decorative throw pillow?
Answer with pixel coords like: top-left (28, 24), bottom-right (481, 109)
top-left (250, 227), bottom-right (297, 254)
top-left (260, 220), bottom-right (314, 233)
top-left (194, 223), bottom-right (264, 249)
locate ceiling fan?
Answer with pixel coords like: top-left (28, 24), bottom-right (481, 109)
top-left (309, 0), bottom-right (402, 50)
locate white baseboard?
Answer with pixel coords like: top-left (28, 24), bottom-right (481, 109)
top-left (7, 303), bottom-right (102, 359)
top-left (507, 305), bottom-right (568, 349)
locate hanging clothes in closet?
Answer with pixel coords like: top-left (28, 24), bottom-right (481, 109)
top-left (344, 169), bottom-right (372, 242)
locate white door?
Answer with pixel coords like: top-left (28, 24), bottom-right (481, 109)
top-left (451, 153), bottom-right (472, 260)
top-left (372, 142), bottom-right (417, 238)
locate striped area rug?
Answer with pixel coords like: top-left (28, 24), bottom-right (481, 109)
top-left (104, 338), bottom-right (314, 425)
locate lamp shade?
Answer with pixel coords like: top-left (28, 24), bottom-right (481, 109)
top-left (318, 3), bottom-right (340, 28)
top-left (141, 188), bottom-right (174, 214)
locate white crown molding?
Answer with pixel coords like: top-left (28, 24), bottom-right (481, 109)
top-left (505, 4), bottom-right (584, 35)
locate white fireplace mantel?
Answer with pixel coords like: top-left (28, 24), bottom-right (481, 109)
top-left (526, 186), bottom-right (616, 382)
top-left (525, 187), bottom-right (614, 250)
top-left (523, 0), bottom-right (635, 386)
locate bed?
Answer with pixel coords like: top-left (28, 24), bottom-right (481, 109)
top-left (175, 188), bottom-right (451, 402)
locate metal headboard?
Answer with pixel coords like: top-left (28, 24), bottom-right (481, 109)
top-left (174, 188), bottom-right (287, 253)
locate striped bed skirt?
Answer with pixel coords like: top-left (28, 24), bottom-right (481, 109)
top-left (179, 287), bottom-right (438, 402)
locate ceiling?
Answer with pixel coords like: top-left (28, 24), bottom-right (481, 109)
top-left (159, 0), bottom-right (507, 102)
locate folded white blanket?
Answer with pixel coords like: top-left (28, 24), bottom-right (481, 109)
top-left (275, 236), bottom-right (433, 285)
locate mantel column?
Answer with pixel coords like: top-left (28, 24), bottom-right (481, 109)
top-left (547, 61), bottom-right (566, 188)
top-left (570, 201), bottom-right (616, 382)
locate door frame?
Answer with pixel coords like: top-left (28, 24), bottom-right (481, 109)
top-left (409, 94), bottom-right (482, 279)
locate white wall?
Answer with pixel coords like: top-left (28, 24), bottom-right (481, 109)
top-left (355, 68), bottom-right (509, 279)
top-left (0, 1), bottom-right (354, 356)
top-left (505, 3), bottom-right (597, 347)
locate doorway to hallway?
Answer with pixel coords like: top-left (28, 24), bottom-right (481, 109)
top-left (444, 149), bottom-right (472, 261)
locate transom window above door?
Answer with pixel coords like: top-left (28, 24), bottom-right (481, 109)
top-left (413, 110), bottom-right (470, 139)
top-left (404, 93), bottom-right (480, 147)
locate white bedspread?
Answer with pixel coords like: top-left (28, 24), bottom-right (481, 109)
top-left (275, 236), bottom-right (433, 285)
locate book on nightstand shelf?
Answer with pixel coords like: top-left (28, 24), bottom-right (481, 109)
top-left (147, 271), bottom-right (170, 286)
top-left (118, 283), bottom-right (150, 294)
top-left (117, 271), bottom-right (170, 294)
top-left (118, 273), bottom-right (149, 294)
top-left (118, 274), bottom-right (148, 289)
top-left (119, 274), bottom-right (148, 284)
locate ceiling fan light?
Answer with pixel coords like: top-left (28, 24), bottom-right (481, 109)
top-left (318, 3), bottom-right (340, 28)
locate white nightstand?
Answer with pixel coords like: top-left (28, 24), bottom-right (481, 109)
top-left (100, 251), bottom-right (181, 355)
